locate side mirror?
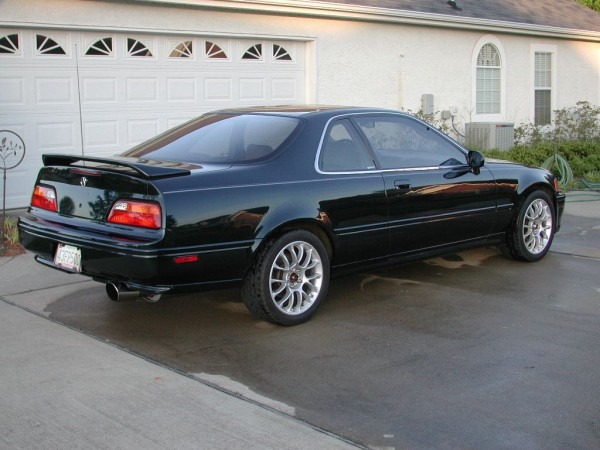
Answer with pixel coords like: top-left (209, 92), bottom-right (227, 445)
top-left (468, 150), bottom-right (485, 175)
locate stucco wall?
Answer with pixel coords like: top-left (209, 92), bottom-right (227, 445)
top-left (3, 0), bottom-right (600, 127)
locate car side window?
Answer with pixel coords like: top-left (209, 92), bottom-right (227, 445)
top-left (354, 115), bottom-right (466, 170)
top-left (320, 119), bottom-right (376, 172)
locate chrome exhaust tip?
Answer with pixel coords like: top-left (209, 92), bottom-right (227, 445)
top-left (106, 283), bottom-right (140, 302)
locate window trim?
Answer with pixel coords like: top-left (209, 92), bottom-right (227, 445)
top-left (530, 44), bottom-right (557, 126)
top-left (471, 35), bottom-right (506, 122)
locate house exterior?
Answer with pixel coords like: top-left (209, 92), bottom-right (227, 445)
top-left (1, 0), bottom-right (599, 209)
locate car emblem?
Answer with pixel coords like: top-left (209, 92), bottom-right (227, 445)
top-left (80, 177), bottom-right (88, 187)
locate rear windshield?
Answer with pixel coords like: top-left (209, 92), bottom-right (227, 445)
top-left (123, 113), bottom-right (301, 164)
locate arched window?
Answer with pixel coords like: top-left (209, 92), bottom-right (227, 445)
top-left (205, 41), bottom-right (227, 59)
top-left (127, 38), bottom-right (152, 57)
top-left (273, 44), bottom-right (292, 61)
top-left (169, 41), bottom-right (193, 58)
top-left (36, 34), bottom-right (66, 55)
top-left (0, 33), bottom-right (19, 54)
top-left (476, 43), bottom-right (501, 114)
top-left (85, 37), bottom-right (113, 56)
top-left (242, 44), bottom-right (262, 60)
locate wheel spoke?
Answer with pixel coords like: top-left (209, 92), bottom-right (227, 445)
top-left (270, 280), bottom-right (287, 295)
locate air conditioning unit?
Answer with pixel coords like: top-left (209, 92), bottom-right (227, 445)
top-left (465, 122), bottom-right (514, 151)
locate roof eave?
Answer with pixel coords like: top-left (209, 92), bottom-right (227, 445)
top-left (136, 0), bottom-right (600, 42)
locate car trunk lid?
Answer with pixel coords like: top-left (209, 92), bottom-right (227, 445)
top-left (34, 154), bottom-right (215, 223)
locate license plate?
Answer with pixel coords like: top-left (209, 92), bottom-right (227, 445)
top-left (54, 244), bottom-right (82, 273)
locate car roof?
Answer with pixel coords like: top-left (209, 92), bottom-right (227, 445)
top-left (209, 105), bottom-right (398, 118)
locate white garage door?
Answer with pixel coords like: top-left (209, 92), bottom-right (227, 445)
top-left (0, 29), bottom-right (307, 209)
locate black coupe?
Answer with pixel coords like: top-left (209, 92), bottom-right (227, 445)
top-left (19, 106), bottom-right (565, 325)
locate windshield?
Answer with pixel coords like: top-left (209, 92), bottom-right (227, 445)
top-left (123, 113), bottom-right (301, 164)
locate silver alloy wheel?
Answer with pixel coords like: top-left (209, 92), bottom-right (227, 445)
top-left (522, 198), bottom-right (553, 255)
top-left (269, 240), bottom-right (323, 315)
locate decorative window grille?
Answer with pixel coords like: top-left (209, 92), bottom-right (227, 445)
top-left (0, 33), bottom-right (19, 54)
top-left (242, 44), bottom-right (262, 60)
top-left (36, 34), bottom-right (66, 55)
top-left (169, 41), bottom-right (193, 58)
top-left (127, 38), bottom-right (153, 57)
top-left (85, 37), bottom-right (113, 56)
top-left (534, 52), bottom-right (552, 126)
top-left (476, 43), bottom-right (501, 114)
top-left (273, 44), bottom-right (292, 61)
top-left (205, 41), bottom-right (227, 59)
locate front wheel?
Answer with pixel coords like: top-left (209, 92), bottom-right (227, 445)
top-left (242, 230), bottom-right (330, 325)
top-left (505, 190), bottom-right (555, 262)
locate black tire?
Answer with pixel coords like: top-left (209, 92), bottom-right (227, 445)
top-left (504, 190), bottom-right (556, 262)
top-left (242, 230), bottom-right (330, 326)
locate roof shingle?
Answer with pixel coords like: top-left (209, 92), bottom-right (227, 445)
top-left (317, 0), bottom-right (600, 33)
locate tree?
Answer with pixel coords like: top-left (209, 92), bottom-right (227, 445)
top-left (579, 0), bottom-right (600, 12)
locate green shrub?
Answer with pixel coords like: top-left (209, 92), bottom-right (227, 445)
top-left (3, 217), bottom-right (19, 245)
top-left (479, 102), bottom-right (600, 185)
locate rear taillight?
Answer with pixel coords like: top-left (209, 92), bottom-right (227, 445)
top-left (31, 185), bottom-right (58, 212)
top-left (107, 200), bottom-right (162, 229)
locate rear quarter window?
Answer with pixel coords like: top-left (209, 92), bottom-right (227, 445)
top-left (123, 114), bottom-right (301, 164)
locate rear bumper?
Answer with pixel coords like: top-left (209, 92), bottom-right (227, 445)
top-left (19, 216), bottom-right (252, 293)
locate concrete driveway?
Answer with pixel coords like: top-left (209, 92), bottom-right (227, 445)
top-left (2, 191), bottom-right (599, 449)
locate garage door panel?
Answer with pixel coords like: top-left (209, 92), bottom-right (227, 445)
top-left (0, 77), bottom-right (25, 105)
top-left (35, 76), bottom-right (75, 105)
top-left (127, 119), bottom-right (160, 146)
top-left (204, 78), bottom-right (233, 101)
top-left (37, 121), bottom-right (77, 152)
top-left (272, 78), bottom-right (299, 101)
top-left (239, 78), bottom-right (266, 101)
top-left (126, 77), bottom-right (160, 103)
top-left (84, 120), bottom-right (119, 149)
top-left (166, 78), bottom-right (197, 102)
top-left (81, 77), bottom-right (118, 104)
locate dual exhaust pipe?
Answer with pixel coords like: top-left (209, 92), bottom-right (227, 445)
top-left (106, 282), bottom-right (162, 303)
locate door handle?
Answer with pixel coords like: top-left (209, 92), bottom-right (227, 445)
top-left (394, 180), bottom-right (410, 191)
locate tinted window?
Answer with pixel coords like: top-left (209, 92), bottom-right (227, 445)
top-left (123, 114), bottom-right (300, 164)
top-left (320, 119), bottom-right (375, 172)
top-left (354, 115), bottom-right (465, 169)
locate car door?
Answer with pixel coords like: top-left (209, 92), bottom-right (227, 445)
top-left (316, 118), bottom-right (389, 266)
top-left (352, 113), bottom-right (498, 256)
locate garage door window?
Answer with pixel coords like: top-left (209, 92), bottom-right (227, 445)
top-left (273, 44), bottom-right (292, 61)
top-left (36, 35), bottom-right (66, 55)
top-left (0, 33), bottom-right (19, 55)
top-left (85, 37), bottom-right (113, 56)
top-left (127, 38), bottom-right (153, 57)
top-left (205, 41), bottom-right (227, 59)
top-left (242, 44), bottom-right (262, 60)
top-left (169, 41), bottom-right (193, 58)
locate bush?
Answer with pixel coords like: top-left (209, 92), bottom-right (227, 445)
top-left (479, 102), bottom-right (600, 186)
top-left (3, 217), bottom-right (19, 245)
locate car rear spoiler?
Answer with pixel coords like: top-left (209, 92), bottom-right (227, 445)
top-left (42, 154), bottom-right (195, 180)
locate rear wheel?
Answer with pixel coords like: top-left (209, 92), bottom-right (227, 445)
top-left (505, 190), bottom-right (555, 262)
top-left (242, 230), bottom-right (330, 325)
